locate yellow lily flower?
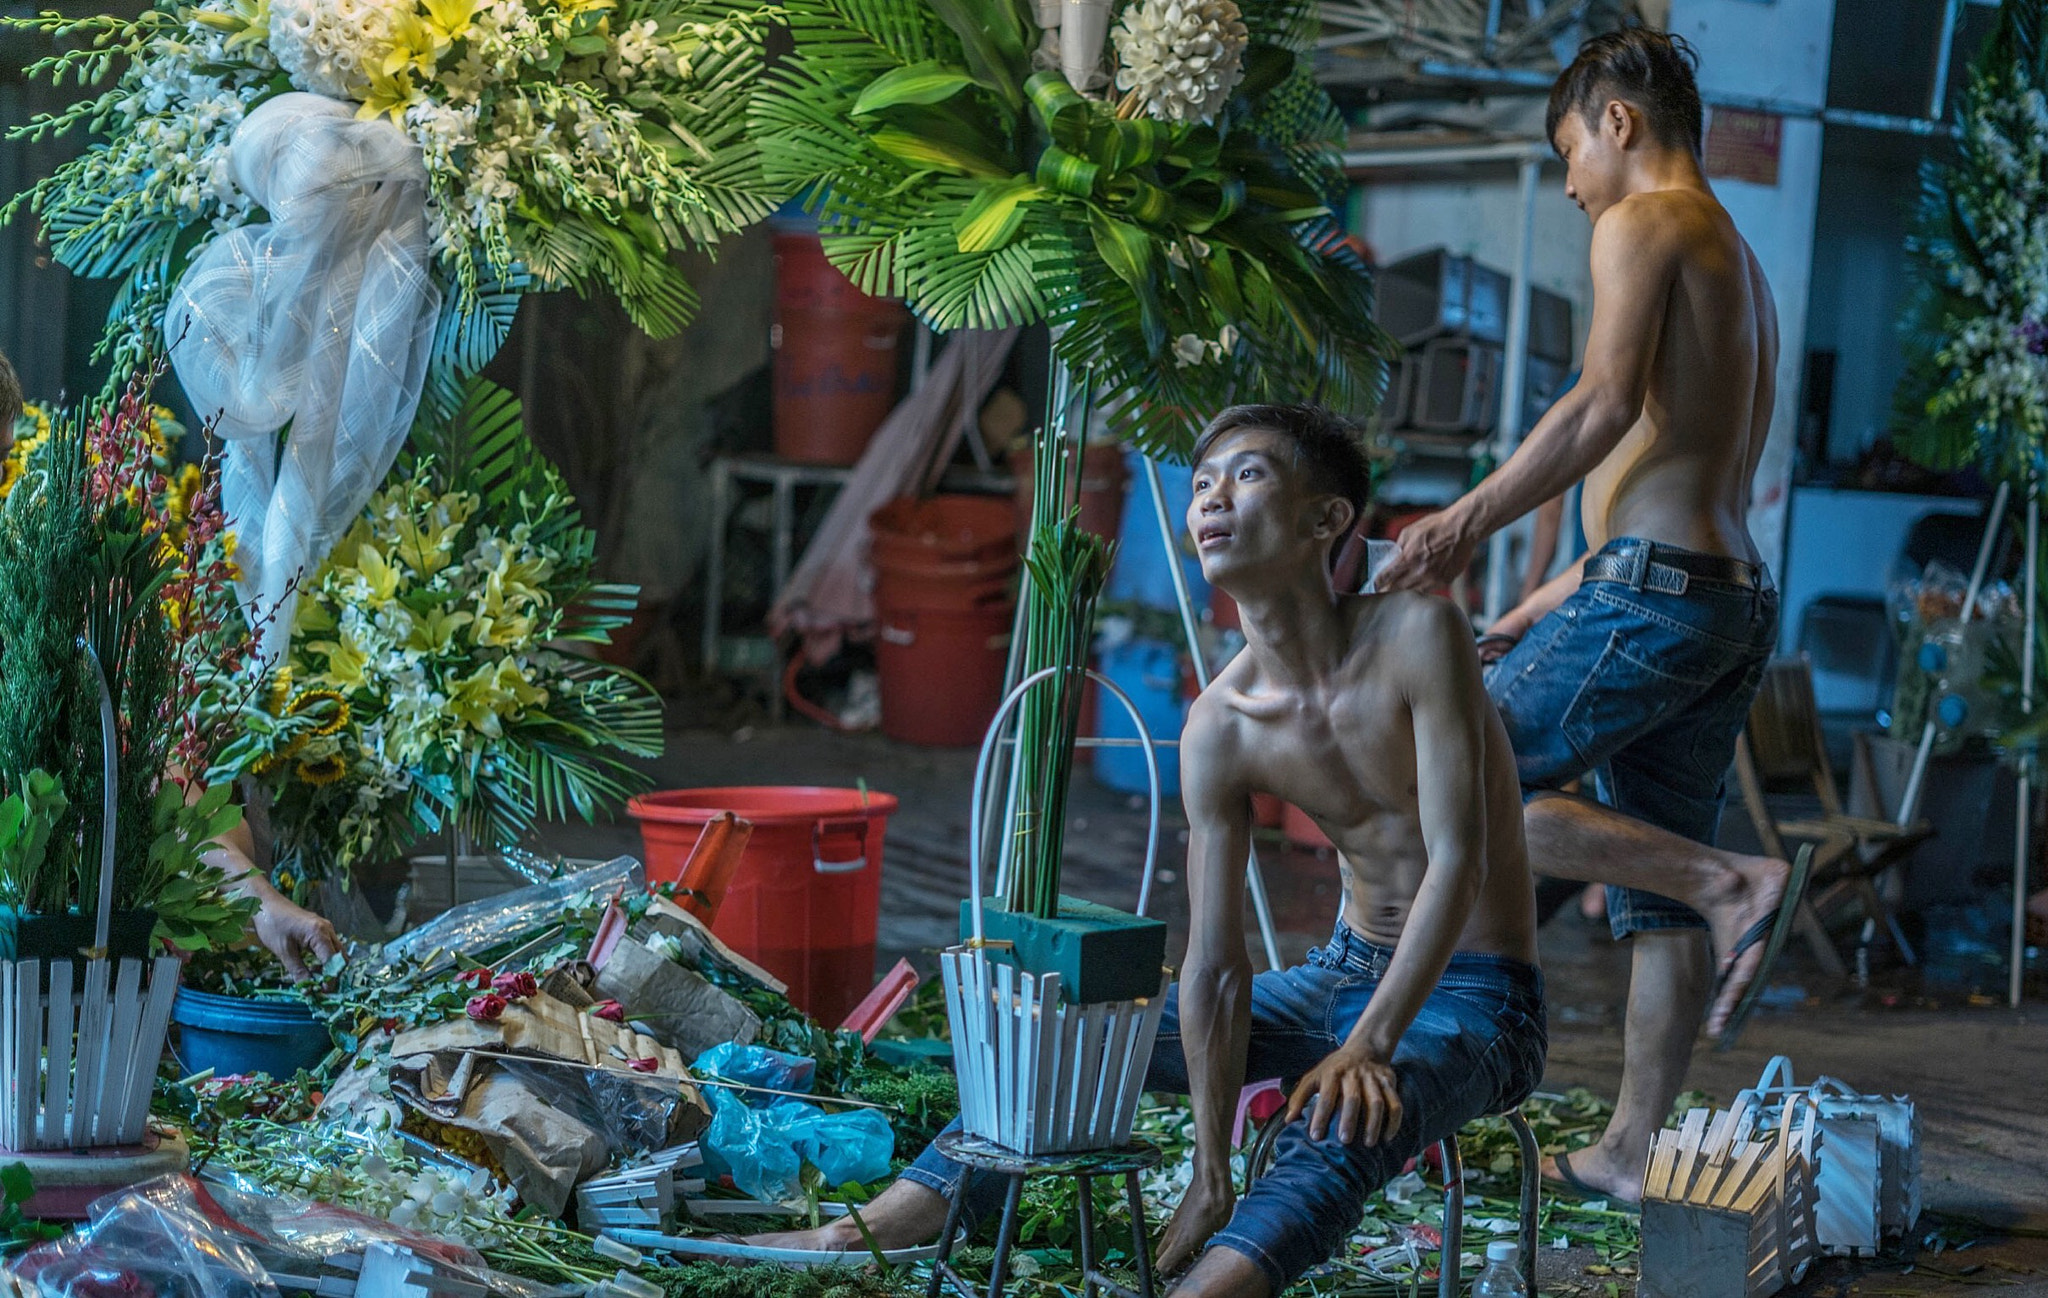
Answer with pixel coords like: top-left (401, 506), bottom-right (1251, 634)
top-left (406, 605), bottom-right (476, 656)
top-left (356, 67), bottom-right (418, 125)
top-left (420, 0), bottom-right (481, 53)
top-left (354, 543), bottom-right (401, 603)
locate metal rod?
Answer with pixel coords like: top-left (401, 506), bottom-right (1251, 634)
top-left (466, 1050), bottom-right (902, 1112)
top-left (1929, 0), bottom-right (1965, 121)
top-left (1141, 456), bottom-right (1284, 971)
top-left (1343, 140), bottom-right (1553, 170)
top-left (1483, 0), bottom-right (1502, 58)
top-left (1436, 1137), bottom-right (1465, 1298)
top-left (1483, 154), bottom-right (1542, 625)
top-left (1898, 479), bottom-right (2010, 825)
top-left (80, 638), bottom-right (118, 955)
top-left (2015, 489), bottom-right (2038, 1008)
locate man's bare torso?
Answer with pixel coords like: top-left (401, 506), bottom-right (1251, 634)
top-left (1581, 188), bottom-right (1778, 559)
top-left (1202, 591), bottom-right (1536, 962)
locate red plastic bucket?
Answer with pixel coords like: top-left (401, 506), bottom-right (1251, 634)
top-left (772, 231), bottom-right (908, 465)
top-left (627, 786), bottom-right (899, 1028)
top-left (874, 598), bottom-right (1014, 746)
top-left (869, 495), bottom-right (1018, 746)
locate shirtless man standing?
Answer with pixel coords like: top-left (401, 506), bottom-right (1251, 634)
top-left (749, 404), bottom-right (1545, 1296)
top-left (1378, 28), bottom-right (1789, 1205)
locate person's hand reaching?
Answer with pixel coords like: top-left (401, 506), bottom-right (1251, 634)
top-left (251, 891), bottom-right (341, 979)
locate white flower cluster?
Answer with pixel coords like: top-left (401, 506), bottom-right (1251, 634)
top-left (1930, 85), bottom-right (2048, 447)
top-left (1172, 323), bottom-right (1239, 367)
top-left (268, 0), bottom-right (401, 100)
top-left (1111, 0), bottom-right (1249, 125)
top-left (355, 1148), bottom-right (519, 1246)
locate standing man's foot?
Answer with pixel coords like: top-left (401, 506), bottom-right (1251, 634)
top-left (741, 1181), bottom-right (952, 1253)
top-left (1696, 849), bottom-right (1790, 1037)
top-left (1540, 1145), bottom-right (1645, 1207)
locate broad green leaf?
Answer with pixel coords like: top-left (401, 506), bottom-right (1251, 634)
top-left (1088, 211), bottom-right (1155, 292)
top-left (954, 179), bottom-right (1040, 253)
top-left (872, 126), bottom-right (1012, 178)
top-left (0, 1162), bottom-right (32, 1206)
top-left (852, 62), bottom-right (975, 115)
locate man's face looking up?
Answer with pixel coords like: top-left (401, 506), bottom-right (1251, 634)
top-left (1188, 427), bottom-right (1341, 589)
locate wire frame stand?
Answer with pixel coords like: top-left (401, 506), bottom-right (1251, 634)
top-left (988, 365), bottom-right (1284, 970)
top-left (1890, 478), bottom-right (2035, 1008)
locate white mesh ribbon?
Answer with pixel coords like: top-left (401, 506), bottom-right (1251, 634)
top-left (167, 92), bottom-right (441, 663)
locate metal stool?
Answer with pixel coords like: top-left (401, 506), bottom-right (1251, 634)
top-left (926, 1130), bottom-right (1163, 1298)
top-left (1247, 1106), bottom-right (1542, 1298)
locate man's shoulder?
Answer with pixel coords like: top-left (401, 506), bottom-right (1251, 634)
top-left (1353, 591), bottom-right (1475, 672)
top-left (1595, 189), bottom-right (1728, 255)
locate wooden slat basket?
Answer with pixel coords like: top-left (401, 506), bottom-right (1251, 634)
top-left (942, 666), bottom-right (1169, 1156)
top-left (0, 955), bottom-right (182, 1151)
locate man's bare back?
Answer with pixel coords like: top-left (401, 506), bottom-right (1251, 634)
top-left (1194, 589), bottom-right (1535, 964)
top-left (1580, 188), bottom-right (1778, 560)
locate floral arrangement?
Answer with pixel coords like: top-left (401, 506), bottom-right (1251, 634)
top-left (210, 381), bottom-right (662, 894)
top-left (757, 0), bottom-right (1396, 459)
top-left (1896, 2), bottom-right (2048, 480)
top-left (0, 380), bottom-right (257, 952)
top-left (3, 0), bottom-right (779, 383)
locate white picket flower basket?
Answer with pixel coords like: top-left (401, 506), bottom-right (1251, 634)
top-left (941, 666), bottom-right (1169, 1156)
top-left (0, 642), bottom-right (183, 1153)
top-left (0, 955), bottom-right (183, 1151)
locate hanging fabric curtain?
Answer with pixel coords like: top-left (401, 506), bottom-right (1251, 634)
top-left (769, 328), bottom-right (1019, 663)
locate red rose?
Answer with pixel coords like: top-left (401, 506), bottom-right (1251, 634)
top-left (466, 994), bottom-right (508, 1023)
top-left (457, 968), bottom-right (495, 987)
top-left (627, 1057), bottom-right (660, 1073)
top-left (491, 971), bottom-right (539, 1000)
top-left (592, 999), bottom-right (625, 1022)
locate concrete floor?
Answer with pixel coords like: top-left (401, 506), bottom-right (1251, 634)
top-left (543, 723), bottom-right (2048, 1296)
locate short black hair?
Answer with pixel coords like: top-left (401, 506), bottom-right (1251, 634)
top-left (1546, 26), bottom-right (1703, 158)
top-left (0, 350), bottom-right (18, 435)
top-left (1191, 402), bottom-right (1372, 540)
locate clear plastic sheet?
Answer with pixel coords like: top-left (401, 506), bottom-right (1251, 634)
top-left (493, 1057), bottom-right (687, 1156)
top-left (693, 1044), bottom-right (894, 1202)
top-left (384, 856), bottom-right (645, 963)
top-left (5, 1174), bottom-right (573, 1298)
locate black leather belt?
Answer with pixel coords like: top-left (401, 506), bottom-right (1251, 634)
top-left (1581, 544), bottom-right (1764, 595)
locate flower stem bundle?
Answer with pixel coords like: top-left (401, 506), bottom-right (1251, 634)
top-left (1006, 405), bottom-right (1113, 920)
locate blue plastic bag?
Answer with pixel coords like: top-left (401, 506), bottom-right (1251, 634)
top-left (695, 1044), bottom-right (894, 1202)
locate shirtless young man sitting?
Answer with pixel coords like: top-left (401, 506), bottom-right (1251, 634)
top-left (752, 404), bottom-right (1546, 1296)
top-left (1379, 28), bottom-right (1791, 1204)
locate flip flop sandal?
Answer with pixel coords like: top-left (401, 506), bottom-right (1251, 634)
top-left (1544, 1149), bottom-right (1640, 1212)
top-left (1713, 842), bottom-right (1815, 1053)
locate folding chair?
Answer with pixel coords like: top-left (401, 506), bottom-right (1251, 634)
top-left (1732, 657), bottom-right (1933, 977)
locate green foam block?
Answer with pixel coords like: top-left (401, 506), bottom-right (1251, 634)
top-left (960, 895), bottom-right (1168, 1006)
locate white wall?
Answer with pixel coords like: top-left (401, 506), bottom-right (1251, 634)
top-left (1668, 0), bottom-right (1836, 573)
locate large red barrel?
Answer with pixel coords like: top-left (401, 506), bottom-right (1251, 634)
top-left (772, 231), bottom-right (907, 465)
top-left (869, 496), bottom-right (1019, 747)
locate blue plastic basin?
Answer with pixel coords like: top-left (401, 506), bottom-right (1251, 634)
top-left (171, 986), bottom-right (332, 1079)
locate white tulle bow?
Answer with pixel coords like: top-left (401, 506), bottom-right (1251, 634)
top-left (167, 92), bottom-right (441, 663)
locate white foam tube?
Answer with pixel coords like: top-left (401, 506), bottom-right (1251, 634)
top-left (1061, 0), bottom-right (1113, 91)
top-left (2014, 489), bottom-right (2038, 1008)
top-left (1897, 478), bottom-right (2011, 827)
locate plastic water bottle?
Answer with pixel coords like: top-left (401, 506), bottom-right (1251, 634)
top-left (1473, 1240), bottom-right (1528, 1298)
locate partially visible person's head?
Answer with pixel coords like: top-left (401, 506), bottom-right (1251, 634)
top-left (1187, 403), bottom-right (1371, 588)
top-left (1547, 27), bottom-right (1703, 220)
top-left (0, 351), bottom-right (20, 457)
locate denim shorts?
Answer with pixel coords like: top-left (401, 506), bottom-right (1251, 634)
top-left (1486, 537), bottom-right (1779, 938)
top-left (901, 924), bottom-right (1547, 1293)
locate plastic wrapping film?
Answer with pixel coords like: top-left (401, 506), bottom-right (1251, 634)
top-left (693, 1044), bottom-right (894, 1203)
top-left (384, 856), bottom-right (645, 964)
top-left (4, 1174), bottom-right (574, 1298)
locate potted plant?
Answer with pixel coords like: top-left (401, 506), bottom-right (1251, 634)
top-left (0, 383), bottom-right (256, 1150)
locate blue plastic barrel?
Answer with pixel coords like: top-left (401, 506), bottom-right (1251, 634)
top-left (1094, 637), bottom-right (1187, 796)
top-left (171, 987), bottom-right (333, 1079)
top-left (1105, 448), bottom-right (1209, 611)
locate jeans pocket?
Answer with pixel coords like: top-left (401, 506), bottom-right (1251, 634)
top-left (1560, 630), bottom-right (1723, 770)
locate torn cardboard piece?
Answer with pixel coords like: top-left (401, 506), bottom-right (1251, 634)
top-left (593, 937), bottom-right (760, 1064)
top-left (387, 993), bottom-right (709, 1218)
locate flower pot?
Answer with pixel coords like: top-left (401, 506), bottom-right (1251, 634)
top-left (958, 895), bottom-right (1166, 1005)
top-left (170, 986), bottom-right (333, 1080)
top-left (0, 955), bottom-right (182, 1151)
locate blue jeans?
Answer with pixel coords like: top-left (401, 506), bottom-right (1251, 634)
top-left (1487, 537), bottom-right (1780, 938)
top-left (902, 924), bottom-right (1547, 1293)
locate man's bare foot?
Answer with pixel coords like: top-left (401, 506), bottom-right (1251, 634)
top-left (741, 1181), bottom-right (952, 1254)
top-left (1539, 1143), bottom-right (1645, 1205)
top-left (1696, 849), bottom-right (1790, 1037)
top-left (742, 1219), bottom-right (866, 1252)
